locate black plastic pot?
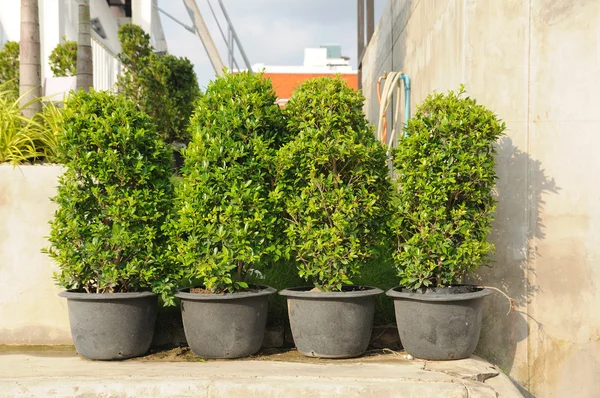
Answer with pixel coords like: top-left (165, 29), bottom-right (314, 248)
top-left (59, 291), bottom-right (158, 360)
top-left (175, 285), bottom-right (276, 358)
top-left (279, 286), bottom-right (383, 358)
top-left (386, 285), bottom-right (492, 360)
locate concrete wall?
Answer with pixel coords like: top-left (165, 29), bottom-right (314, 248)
top-left (0, 165), bottom-right (71, 345)
top-left (361, 0), bottom-right (600, 396)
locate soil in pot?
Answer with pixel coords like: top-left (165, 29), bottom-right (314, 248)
top-left (279, 285), bottom-right (383, 359)
top-left (59, 291), bottom-right (158, 360)
top-left (386, 285), bottom-right (492, 360)
top-left (175, 285), bottom-right (276, 359)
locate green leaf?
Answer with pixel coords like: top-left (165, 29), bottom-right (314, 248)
top-left (390, 86), bottom-right (505, 290)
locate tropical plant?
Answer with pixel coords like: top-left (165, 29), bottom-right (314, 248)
top-left (76, 0), bottom-right (93, 91)
top-left (168, 72), bottom-right (286, 293)
top-left (277, 77), bottom-right (392, 292)
top-left (0, 41), bottom-right (19, 98)
top-left (35, 101), bottom-right (64, 159)
top-left (49, 37), bottom-right (77, 77)
top-left (117, 24), bottom-right (174, 142)
top-left (45, 90), bottom-right (176, 304)
top-left (0, 82), bottom-right (61, 164)
top-left (161, 54), bottom-right (200, 142)
top-left (391, 86), bottom-right (506, 290)
top-left (19, 0), bottom-right (42, 117)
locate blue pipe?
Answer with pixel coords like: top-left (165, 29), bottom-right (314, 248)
top-left (400, 73), bottom-right (410, 137)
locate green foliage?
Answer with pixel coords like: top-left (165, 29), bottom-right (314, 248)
top-left (49, 38), bottom-right (77, 77)
top-left (45, 90), bottom-right (176, 304)
top-left (355, 245), bottom-right (397, 324)
top-left (169, 72), bottom-right (286, 293)
top-left (0, 41), bottom-right (19, 99)
top-left (277, 77), bottom-right (392, 292)
top-left (262, 259), bottom-right (305, 324)
top-left (33, 101), bottom-right (63, 162)
top-left (118, 24), bottom-right (199, 144)
top-left (0, 82), bottom-right (61, 164)
top-left (118, 24), bottom-right (173, 142)
top-left (391, 86), bottom-right (506, 290)
top-left (161, 54), bottom-right (200, 142)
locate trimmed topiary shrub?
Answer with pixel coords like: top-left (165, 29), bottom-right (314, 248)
top-left (391, 86), bottom-right (505, 290)
top-left (161, 54), bottom-right (200, 143)
top-left (45, 90), bottom-right (176, 304)
top-left (277, 76), bottom-right (392, 292)
top-left (117, 24), bottom-right (201, 144)
top-left (49, 37), bottom-right (77, 77)
top-left (117, 24), bottom-right (174, 142)
top-left (168, 72), bottom-right (287, 293)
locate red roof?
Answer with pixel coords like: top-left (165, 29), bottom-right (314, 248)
top-left (263, 72), bottom-right (358, 100)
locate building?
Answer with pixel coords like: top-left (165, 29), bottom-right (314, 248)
top-left (251, 45), bottom-right (358, 107)
top-left (0, 0), bottom-right (166, 93)
top-left (359, 1), bottom-right (600, 397)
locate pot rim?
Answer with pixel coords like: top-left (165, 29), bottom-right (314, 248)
top-left (279, 285), bottom-right (383, 299)
top-left (58, 290), bottom-right (156, 300)
top-left (385, 285), bottom-right (493, 302)
top-left (175, 284), bottom-right (276, 301)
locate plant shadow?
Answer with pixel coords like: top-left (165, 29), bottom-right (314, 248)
top-left (473, 136), bottom-right (559, 397)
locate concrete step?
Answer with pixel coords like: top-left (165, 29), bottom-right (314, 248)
top-left (0, 351), bottom-right (523, 397)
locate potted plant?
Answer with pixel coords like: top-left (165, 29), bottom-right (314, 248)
top-left (168, 72), bottom-right (287, 359)
top-left (387, 86), bottom-right (506, 360)
top-left (45, 90), bottom-right (175, 360)
top-left (277, 77), bottom-right (392, 358)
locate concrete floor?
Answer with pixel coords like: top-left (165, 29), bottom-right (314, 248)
top-left (0, 349), bottom-right (522, 397)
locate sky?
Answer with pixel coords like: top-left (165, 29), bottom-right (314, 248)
top-left (157, 0), bottom-right (385, 89)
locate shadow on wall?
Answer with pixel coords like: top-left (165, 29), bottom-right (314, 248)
top-left (474, 136), bottom-right (559, 397)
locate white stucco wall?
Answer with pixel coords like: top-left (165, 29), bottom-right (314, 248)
top-left (362, 1), bottom-right (600, 396)
top-left (0, 0), bottom-right (21, 45)
top-left (132, 0), bottom-right (152, 39)
top-left (0, 0), bottom-right (122, 88)
top-left (0, 165), bottom-right (71, 345)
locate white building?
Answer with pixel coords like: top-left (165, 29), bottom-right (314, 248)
top-left (249, 45), bottom-right (358, 107)
top-left (0, 0), bottom-right (167, 93)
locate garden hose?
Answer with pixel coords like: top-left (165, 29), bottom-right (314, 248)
top-left (376, 71), bottom-right (411, 156)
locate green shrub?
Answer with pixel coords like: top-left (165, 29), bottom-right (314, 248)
top-left (391, 86), bottom-right (505, 290)
top-left (49, 38), bottom-right (77, 77)
top-left (161, 54), bottom-right (200, 142)
top-left (45, 90), bottom-right (176, 304)
top-left (0, 41), bottom-right (19, 99)
top-left (169, 72), bottom-right (286, 293)
top-left (0, 82), bottom-right (61, 164)
top-left (277, 77), bottom-right (392, 292)
top-left (117, 24), bottom-right (174, 142)
top-left (118, 24), bottom-right (200, 144)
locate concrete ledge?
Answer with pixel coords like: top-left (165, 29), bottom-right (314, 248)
top-left (0, 353), bottom-right (523, 397)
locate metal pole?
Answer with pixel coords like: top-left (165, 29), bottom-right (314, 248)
top-left (217, 0), bottom-right (252, 72)
top-left (205, 0), bottom-right (240, 70)
top-left (357, 0), bottom-right (365, 60)
top-left (366, 0), bottom-right (374, 44)
top-left (156, 6), bottom-right (195, 33)
top-left (357, 0), bottom-right (365, 90)
top-left (228, 26), bottom-right (234, 71)
top-left (206, 0), bottom-right (228, 47)
top-left (182, 0), bottom-right (225, 76)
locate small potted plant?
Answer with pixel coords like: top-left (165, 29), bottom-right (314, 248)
top-left (169, 72), bottom-right (286, 359)
top-left (278, 77), bottom-right (392, 358)
top-left (387, 86), bottom-right (506, 360)
top-left (45, 90), bottom-right (175, 360)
